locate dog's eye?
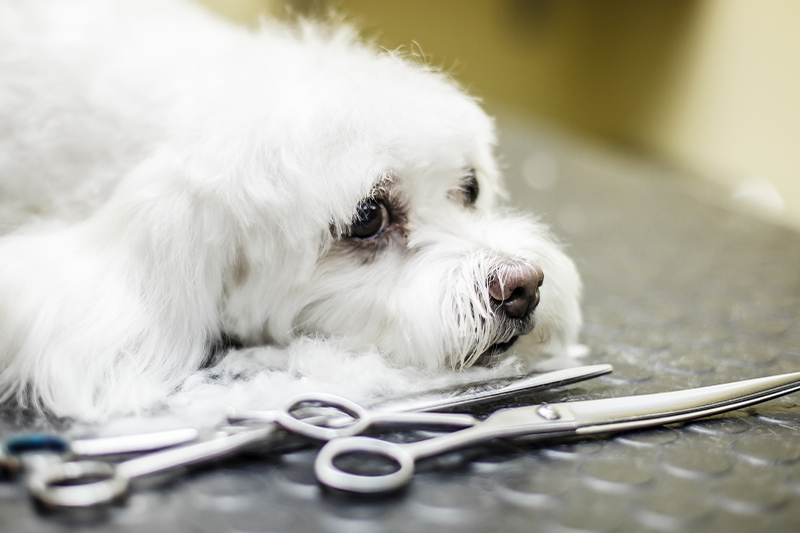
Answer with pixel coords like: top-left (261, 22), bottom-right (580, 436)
top-left (349, 199), bottom-right (390, 239)
top-left (462, 171), bottom-right (479, 206)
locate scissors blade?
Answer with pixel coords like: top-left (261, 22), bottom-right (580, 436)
top-left (371, 364), bottom-right (613, 413)
top-left (413, 370), bottom-right (800, 454)
top-left (69, 429), bottom-right (200, 456)
top-left (558, 370), bottom-right (800, 436)
top-left (227, 364), bottom-right (612, 429)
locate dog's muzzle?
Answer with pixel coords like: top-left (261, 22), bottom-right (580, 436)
top-left (476, 262), bottom-right (544, 364)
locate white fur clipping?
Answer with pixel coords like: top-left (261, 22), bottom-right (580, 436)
top-left (95, 337), bottom-right (526, 435)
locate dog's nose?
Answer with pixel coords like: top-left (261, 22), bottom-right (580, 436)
top-left (488, 263), bottom-right (544, 319)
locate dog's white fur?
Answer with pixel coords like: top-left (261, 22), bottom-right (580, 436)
top-left (0, 0), bottom-right (582, 420)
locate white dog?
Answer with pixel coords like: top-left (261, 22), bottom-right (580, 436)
top-left (0, 0), bottom-right (582, 419)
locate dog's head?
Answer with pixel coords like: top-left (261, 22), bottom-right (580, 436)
top-left (212, 24), bottom-right (582, 369)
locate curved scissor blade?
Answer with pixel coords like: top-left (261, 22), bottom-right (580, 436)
top-left (562, 370), bottom-right (800, 435)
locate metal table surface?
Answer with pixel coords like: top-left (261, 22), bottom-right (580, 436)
top-left (2, 117), bottom-right (800, 532)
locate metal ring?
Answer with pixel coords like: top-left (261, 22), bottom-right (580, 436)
top-left (27, 460), bottom-right (128, 507)
top-left (314, 437), bottom-right (414, 493)
top-left (278, 393), bottom-right (371, 440)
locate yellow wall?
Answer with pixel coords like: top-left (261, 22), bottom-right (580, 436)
top-left (194, 0), bottom-right (277, 25)
top-left (648, 0), bottom-right (800, 229)
top-left (331, 0), bottom-right (698, 145)
top-left (199, 0), bottom-right (800, 231)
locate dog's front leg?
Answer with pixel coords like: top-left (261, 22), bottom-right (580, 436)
top-left (0, 155), bottom-right (237, 419)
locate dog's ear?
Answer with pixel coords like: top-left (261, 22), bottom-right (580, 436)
top-left (114, 149), bottom-right (339, 350)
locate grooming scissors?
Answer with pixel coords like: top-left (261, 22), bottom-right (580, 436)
top-left (315, 370), bottom-right (800, 493)
top-left (0, 428), bottom-right (199, 476)
top-left (27, 364), bottom-right (611, 507)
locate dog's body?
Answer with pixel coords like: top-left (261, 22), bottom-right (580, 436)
top-left (0, 0), bottom-right (581, 419)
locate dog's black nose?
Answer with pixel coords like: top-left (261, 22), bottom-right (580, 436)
top-left (488, 263), bottom-right (544, 319)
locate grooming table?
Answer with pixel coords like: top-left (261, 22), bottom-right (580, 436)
top-left (2, 116), bottom-right (799, 532)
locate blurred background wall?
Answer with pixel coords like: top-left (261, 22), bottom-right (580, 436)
top-left (196, 0), bottom-right (800, 232)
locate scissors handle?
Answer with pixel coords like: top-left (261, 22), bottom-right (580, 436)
top-left (277, 393), bottom-right (372, 440)
top-left (276, 393), bottom-right (478, 441)
top-left (315, 436), bottom-right (415, 493)
top-left (28, 425), bottom-right (278, 507)
top-left (315, 402), bottom-right (569, 493)
top-left (27, 460), bottom-right (126, 508)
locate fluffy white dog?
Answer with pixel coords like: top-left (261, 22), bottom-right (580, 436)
top-left (0, 0), bottom-right (581, 419)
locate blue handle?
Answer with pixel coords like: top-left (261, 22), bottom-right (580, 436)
top-left (5, 434), bottom-right (69, 455)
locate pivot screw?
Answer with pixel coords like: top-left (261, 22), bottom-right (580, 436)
top-left (537, 404), bottom-right (561, 420)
